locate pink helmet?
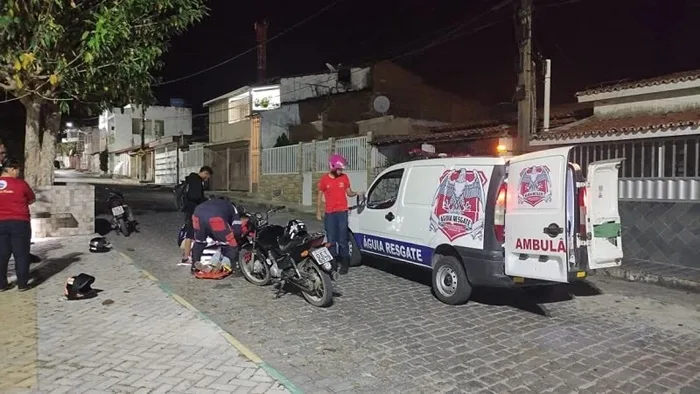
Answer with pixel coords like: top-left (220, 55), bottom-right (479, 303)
top-left (328, 154), bottom-right (347, 171)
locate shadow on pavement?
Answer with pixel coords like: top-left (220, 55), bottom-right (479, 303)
top-left (361, 255), bottom-right (603, 317)
top-left (30, 252), bottom-right (83, 288)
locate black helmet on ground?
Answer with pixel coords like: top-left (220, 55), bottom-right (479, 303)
top-left (89, 237), bottom-right (112, 253)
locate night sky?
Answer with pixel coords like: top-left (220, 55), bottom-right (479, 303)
top-left (2, 0), bottom-right (700, 139)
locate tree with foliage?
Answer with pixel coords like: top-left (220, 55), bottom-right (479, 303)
top-left (0, 0), bottom-right (207, 186)
top-left (99, 147), bottom-right (108, 173)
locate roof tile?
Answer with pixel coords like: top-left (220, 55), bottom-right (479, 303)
top-left (577, 69), bottom-right (700, 97)
top-left (533, 110), bottom-right (700, 141)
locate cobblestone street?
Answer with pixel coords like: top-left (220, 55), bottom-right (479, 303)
top-left (0, 235), bottom-right (288, 394)
top-left (97, 186), bottom-right (700, 394)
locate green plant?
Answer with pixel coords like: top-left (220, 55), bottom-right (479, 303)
top-left (274, 134), bottom-right (292, 147)
top-left (0, 0), bottom-right (208, 186)
top-left (99, 148), bottom-right (108, 173)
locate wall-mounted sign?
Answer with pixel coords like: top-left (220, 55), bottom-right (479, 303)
top-left (251, 85), bottom-right (281, 111)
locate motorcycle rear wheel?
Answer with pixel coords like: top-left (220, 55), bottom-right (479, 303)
top-left (118, 218), bottom-right (131, 237)
top-left (299, 259), bottom-right (333, 307)
top-left (239, 247), bottom-right (272, 286)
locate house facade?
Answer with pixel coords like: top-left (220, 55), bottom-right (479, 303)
top-left (531, 69), bottom-right (700, 270)
top-left (99, 105), bottom-right (192, 183)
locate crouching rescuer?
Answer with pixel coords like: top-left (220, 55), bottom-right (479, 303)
top-left (191, 197), bottom-right (249, 278)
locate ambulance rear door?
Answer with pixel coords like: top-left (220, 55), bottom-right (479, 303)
top-left (585, 159), bottom-right (624, 269)
top-left (504, 146), bottom-right (573, 283)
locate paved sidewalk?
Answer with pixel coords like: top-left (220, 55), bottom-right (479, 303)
top-left (0, 235), bottom-right (289, 394)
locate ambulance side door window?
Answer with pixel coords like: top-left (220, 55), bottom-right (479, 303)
top-left (366, 169), bottom-right (404, 210)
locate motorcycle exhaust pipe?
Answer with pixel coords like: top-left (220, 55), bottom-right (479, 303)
top-left (331, 271), bottom-right (339, 281)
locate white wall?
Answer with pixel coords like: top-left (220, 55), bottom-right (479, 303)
top-left (100, 105), bottom-right (193, 153)
top-left (592, 88), bottom-right (700, 118)
top-left (260, 104), bottom-right (301, 148)
top-left (280, 67), bottom-right (371, 103)
top-left (155, 146), bottom-right (178, 185)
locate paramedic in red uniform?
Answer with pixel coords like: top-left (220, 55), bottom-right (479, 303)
top-left (316, 154), bottom-right (363, 275)
top-left (190, 197), bottom-right (248, 276)
top-left (0, 158), bottom-right (35, 291)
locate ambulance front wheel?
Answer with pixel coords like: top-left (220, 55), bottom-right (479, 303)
top-left (432, 255), bottom-right (472, 305)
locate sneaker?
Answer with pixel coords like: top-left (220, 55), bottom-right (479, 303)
top-left (0, 284), bottom-right (12, 292)
top-left (17, 284), bottom-right (30, 292)
top-left (178, 257), bottom-right (191, 266)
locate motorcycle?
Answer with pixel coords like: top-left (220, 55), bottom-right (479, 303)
top-left (107, 189), bottom-right (138, 237)
top-left (239, 206), bottom-right (338, 308)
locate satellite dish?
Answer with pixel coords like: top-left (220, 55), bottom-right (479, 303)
top-left (372, 95), bottom-right (390, 115)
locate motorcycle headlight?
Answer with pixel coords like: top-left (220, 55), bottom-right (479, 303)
top-left (322, 262), bottom-right (332, 271)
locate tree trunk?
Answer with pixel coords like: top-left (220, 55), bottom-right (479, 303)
top-left (23, 99), bottom-right (42, 187)
top-left (22, 98), bottom-right (60, 187)
top-left (40, 102), bottom-right (60, 186)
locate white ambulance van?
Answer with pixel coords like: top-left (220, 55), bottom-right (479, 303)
top-left (348, 146), bottom-right (623, 305)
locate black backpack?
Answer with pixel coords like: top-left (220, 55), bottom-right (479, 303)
top-left (173, 181), bottom-right (190, 212)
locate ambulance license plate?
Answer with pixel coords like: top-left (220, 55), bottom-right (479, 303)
top-left (111, 206), bottom-right (125, 216)
top-left (311, 247), bottom-right (334, 264)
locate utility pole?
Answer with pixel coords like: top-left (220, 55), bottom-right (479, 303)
top-left (516, 0), bottom-right (536, 154)
top-left (254, 20), bottom-right (269, 82)
top-left (140, 107), bottom-right (146, 181)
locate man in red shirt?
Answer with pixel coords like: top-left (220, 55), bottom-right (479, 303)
top-left (316, 154), bottom-right (363, 275)
top-left (0, 158), bottom-right (36, 291)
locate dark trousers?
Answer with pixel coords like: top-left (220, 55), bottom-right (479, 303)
top-left (191, 214), bottom-right (239, 265)
top-left (324, 211), bottom-right (349, 260)
top-left (183, 209), bottom-right (195, 239)
top-left (0, 220), bottom-right (32, 288)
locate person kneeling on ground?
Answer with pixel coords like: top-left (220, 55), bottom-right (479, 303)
top-left (191, 197), bottom-right (249, 278)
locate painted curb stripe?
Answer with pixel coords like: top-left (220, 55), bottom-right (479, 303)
top-left (118, 252), bottom-right (303, 394)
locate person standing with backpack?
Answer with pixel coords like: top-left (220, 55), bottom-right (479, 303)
top-left (178, 166), bottom-right (212, 265)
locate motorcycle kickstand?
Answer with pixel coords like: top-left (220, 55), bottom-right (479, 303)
top-left (273, 280), bottom-right (286, 299)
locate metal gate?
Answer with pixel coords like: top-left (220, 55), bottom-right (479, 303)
top-left (209, 143), bottom-right (250, 191)
top-left (228, 147), bottom-right (249, 191)
top-left (210, 148), bottom-right (228, 190)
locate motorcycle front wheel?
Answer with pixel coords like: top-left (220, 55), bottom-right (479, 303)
top-left (299, 259), bottom-right (333, 307)
top-left (239, 246), bottom-right (271, 286)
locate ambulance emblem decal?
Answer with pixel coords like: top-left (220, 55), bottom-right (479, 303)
top-left (429, 168), bottom-right (488, 242)
top-left (517, 165), bottom-right (552, 207)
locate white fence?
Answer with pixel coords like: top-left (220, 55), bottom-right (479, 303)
top-left (262, 144), bottom-right (298, 174)
top-left (261, 136), bottom-right (368, 175)
top-left (335, 136), bottom-right (368, 171)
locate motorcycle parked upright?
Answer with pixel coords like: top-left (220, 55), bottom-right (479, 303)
top-left (107, 188), bottom-right (138, 236)
top-left (239, 206), bottom-right (338, 308)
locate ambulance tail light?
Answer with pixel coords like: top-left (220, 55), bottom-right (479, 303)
top-left (578, 186), bottom-right (587, 235)
top-left (494, 182), bottom-right (507, 244)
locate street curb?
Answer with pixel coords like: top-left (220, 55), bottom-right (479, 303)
top-left (118, 252), bottom-right (303, 394)
top-left (602, 266), bottom-right (700, 294)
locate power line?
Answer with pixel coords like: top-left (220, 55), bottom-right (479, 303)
top-left (153, 0), bottom-right (348, 87)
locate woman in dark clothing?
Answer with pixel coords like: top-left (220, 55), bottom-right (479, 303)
top-left (0, 158), bottom-right (35, 291)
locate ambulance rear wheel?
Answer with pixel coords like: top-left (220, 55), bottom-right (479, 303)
top-left (432, 256), bottom-right (471, 305)
top-left (348, 231), bottom-right (362, 267)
